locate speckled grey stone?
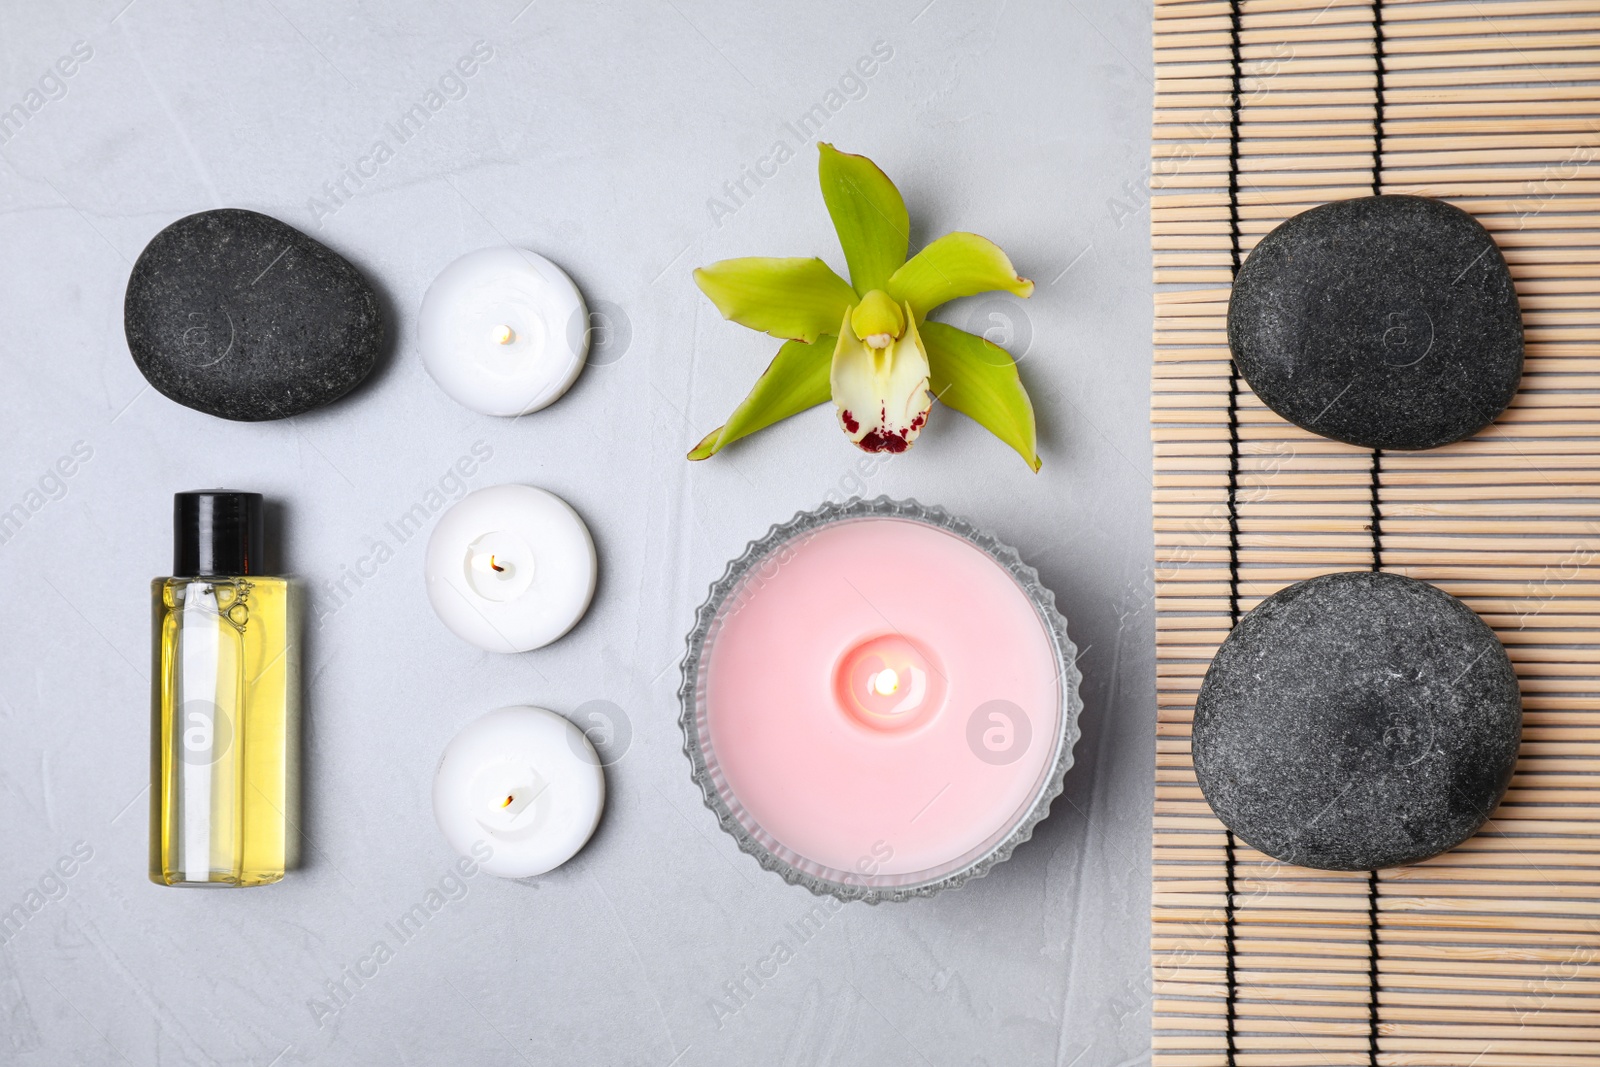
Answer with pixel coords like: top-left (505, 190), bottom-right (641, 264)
top-left (124, 209), bottom-right (382, 421)
top-left (1229, 195), bottom-right (1523, 450)
top-left (1193, 571), bottom-right (1520, 870)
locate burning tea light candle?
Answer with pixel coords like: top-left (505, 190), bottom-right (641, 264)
top-left (424, 484), bottom-right (596, 654)
top-left (419, 247), bottom-right (588, 416)
top-left (433, 706), bottom-right (605, 878)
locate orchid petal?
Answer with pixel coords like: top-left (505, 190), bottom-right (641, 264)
top-left (688, 337), bottom-right (834, 460)
top-left (693, 258), bottom-right (855, 343)
top-left (887, 232), bottom-right (1034, 314)
top-left (818, 143), bottom-right (909, 295)
top-left (921, 321), bottom-right (1040, 472)
top-left (830, 304), bottom-right (932, 454)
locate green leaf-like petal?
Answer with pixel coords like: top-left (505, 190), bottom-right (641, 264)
top-left (921, 321), bottom-right (1040, 472)
top-left (817, 143), bottom-right (909, 295)
top-left (693, 258), bottom-right (855, 343)
top-left (688, 337), bottom-right (835, 460)
top-left (887, 232), bottom-right (1035, 314)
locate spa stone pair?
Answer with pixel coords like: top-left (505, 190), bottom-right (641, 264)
top-left (1197, 194), bottom-right (1525, 871)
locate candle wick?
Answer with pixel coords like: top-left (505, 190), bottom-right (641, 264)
top-left (490, 554), bottom-right (505, 573)
top-left (502, 794), bottom-right (514, 807)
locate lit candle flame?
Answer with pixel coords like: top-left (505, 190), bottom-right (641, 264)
top-left (872, 668), bottom-right (900, 697)
top-left (491, 324), bottom-right (516, 346)
top-left (471, 552), bottom-right (511, 578)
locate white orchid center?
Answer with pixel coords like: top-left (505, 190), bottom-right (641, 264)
top-left (831, 296), bottom-right (933, 455)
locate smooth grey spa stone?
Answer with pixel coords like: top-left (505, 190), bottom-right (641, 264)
top-left (125, 209), bottom-right (382, 421)
top-left (1228, 195), bottom-right (1523, 450)
top-left (1192, 570), bottom-right (1520, 871)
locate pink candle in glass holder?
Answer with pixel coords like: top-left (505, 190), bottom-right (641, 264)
top-left (682, 499), bottom-right (1081, 902)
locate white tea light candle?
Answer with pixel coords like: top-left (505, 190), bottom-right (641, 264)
top-left (424, 484), bottom-right (596, 653)
top-left (419, 247), bottom-right (588, 416)
top-left (433, 706), bottom-right (605, 878)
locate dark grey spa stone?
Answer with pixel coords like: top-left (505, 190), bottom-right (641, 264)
top-left (125, 209), bottom-right (382, 421)
top-left (1193, 571), bottom-right (1520, 871)
top-left (1228, 195), bottom-right (1523, 450)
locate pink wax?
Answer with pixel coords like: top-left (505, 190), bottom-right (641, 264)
top-left (703, 517), bottom-right (1063, 879)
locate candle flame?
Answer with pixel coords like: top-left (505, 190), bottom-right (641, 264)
top-left (471, 552), bottom-right (511, 577)
top-left (501, 794), bottom-right (514, 807)
top-left (491, 324), bottom-right (516, 345)
top-left (872, 669), bottom-right (899, 696)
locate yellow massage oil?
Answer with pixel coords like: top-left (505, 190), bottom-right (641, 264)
top-left (150, 491), bottom-right (297, 887)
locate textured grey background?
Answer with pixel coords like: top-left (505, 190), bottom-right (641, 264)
top-left (0, 1), bottom-right (1155, 1064)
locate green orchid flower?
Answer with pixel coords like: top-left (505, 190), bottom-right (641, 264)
top-left (689, 143), bottom-right (1040, 470)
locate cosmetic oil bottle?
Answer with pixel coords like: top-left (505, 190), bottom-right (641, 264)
top-left (151, 491), bottom-right (298, 887)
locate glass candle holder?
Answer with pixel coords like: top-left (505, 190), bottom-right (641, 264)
top-left (679, 497), bottom-right (1082, 903)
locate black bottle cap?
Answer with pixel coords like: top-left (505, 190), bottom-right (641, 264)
top-left (174, 491), bottom-right (265, 577)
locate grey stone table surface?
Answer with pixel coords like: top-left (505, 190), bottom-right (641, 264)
top-left (0, 2), bottom-right (1156, 1065)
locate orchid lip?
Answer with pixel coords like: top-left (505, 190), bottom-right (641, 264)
top-left (831, 300), bottom-right (933, 455)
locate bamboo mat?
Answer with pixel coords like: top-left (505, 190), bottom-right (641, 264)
top-left (1150, 1), bottom-right (1600, 1064)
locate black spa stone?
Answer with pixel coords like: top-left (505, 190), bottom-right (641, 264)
top-left (125, 209), bottom-right (382, 421)
top-left (1192, 571), bottom-right (1520, 871)
top-left (1228, 195), bottom-right (1523, 450)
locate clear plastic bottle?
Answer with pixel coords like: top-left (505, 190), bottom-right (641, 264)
top-left (150, 491), bottom-right (297, 887)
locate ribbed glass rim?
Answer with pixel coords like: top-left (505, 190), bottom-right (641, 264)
top-left (678, 496), bottom-right (1083, 904)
